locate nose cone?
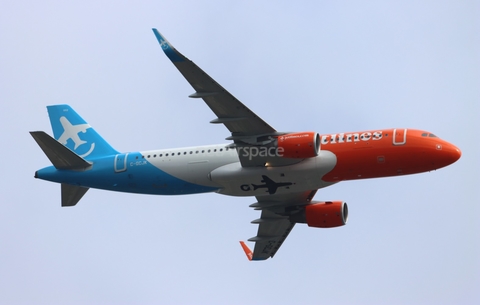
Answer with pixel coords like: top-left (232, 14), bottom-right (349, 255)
top-left (452, 144), bottom-right (462, 163)
top-left (449, 144), bottom-right (462, 164)
top-left (439, 142), bottom-right (461, 167)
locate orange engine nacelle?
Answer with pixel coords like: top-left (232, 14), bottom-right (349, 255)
top-left (276, 132), bottom-right (320, 159)
top-left (304, 201), bottom-right (348, 228)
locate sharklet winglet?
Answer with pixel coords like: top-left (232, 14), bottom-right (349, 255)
top-left (239, 241), bottom-right (253, 261)
top-left (152, 28), bottom-right (185, 63)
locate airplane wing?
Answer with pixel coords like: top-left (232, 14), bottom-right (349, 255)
top-left (242, 190), bottom-right (317, 260)
top-left (153, 30), bottom-right (319, 260)
top-left (152, 29), bottom-right (277, 138)
top-left (152, 29), bottom-right (300, 167)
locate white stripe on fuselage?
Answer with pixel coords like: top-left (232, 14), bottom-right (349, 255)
top-left (139, 144), bottom-right (338, 195)
top-left (140, 144), bottom-right (239, 187)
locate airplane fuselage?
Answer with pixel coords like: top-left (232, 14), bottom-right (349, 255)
top-left (35, 128), bottom-right (460, 197)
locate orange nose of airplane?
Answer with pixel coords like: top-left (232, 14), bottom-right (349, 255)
top-left (440, 142), bottom-right (462, 167)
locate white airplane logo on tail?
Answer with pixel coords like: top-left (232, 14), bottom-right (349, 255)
top-left (57, 117), bottom-right (95, 158)
top-left (58, 117), bottom-right (90, 149)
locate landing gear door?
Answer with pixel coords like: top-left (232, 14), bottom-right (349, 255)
top-left (393, 129), bottom-right (407, 146)
top-left (114, 153), bottom-right (129, 173)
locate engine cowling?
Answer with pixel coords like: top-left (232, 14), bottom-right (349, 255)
top-left (276, 132), bottom-right (320, 159)
top-left (305, 201), bottom-right (348, 228)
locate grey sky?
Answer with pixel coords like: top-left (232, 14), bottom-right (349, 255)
top-left (1, 1), bottom-right (479, 304)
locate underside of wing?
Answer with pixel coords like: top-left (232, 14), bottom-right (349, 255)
top-left (248, 209), bottom-right (296, 260)
top-left (152, 29), bottom-right (276, 137)
top-left (242, 190), bottom-right (317, 260)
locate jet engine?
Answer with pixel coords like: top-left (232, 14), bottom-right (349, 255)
top-left (290, 201), bottom-right (348, 228)
top-left (276, 132), bottom-right (320, 159)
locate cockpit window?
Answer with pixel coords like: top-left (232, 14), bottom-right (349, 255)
top-left (428, 133), bottom-right (437, 138)
top-left (421, 133), bottom-right (428, 137)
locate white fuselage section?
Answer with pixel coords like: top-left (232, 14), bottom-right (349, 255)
top-left (138, 144), bottom-right (337, 197)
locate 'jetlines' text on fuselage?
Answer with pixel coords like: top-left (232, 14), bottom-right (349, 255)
top-left (321, 131), bottom-right (383, 145)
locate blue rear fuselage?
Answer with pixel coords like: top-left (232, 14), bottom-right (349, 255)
top-left (36, 151), bottom-right (220, 195)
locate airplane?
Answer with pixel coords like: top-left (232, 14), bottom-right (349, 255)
top-left (30, 28), bottom-right (462, 261)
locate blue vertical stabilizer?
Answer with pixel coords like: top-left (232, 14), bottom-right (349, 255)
top-left (47, 105), bottom-right (119, 159)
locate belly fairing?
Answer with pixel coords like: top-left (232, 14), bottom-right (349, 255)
top-left (209, 150), bottom-right (337, 196)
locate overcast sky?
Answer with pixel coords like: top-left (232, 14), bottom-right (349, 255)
top-left (1, 1), bottom-right (479, 304)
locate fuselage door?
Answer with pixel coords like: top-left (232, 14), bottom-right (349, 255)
top-left (393, 129), bottom-right (407, 146)
top-left (114, 153), bottom-right (129, 173)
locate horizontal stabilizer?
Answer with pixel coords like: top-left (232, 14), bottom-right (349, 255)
top-left (61, 184), bottom-right (89, 207)
top-left (30, 131), bottom-right (91, 170)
